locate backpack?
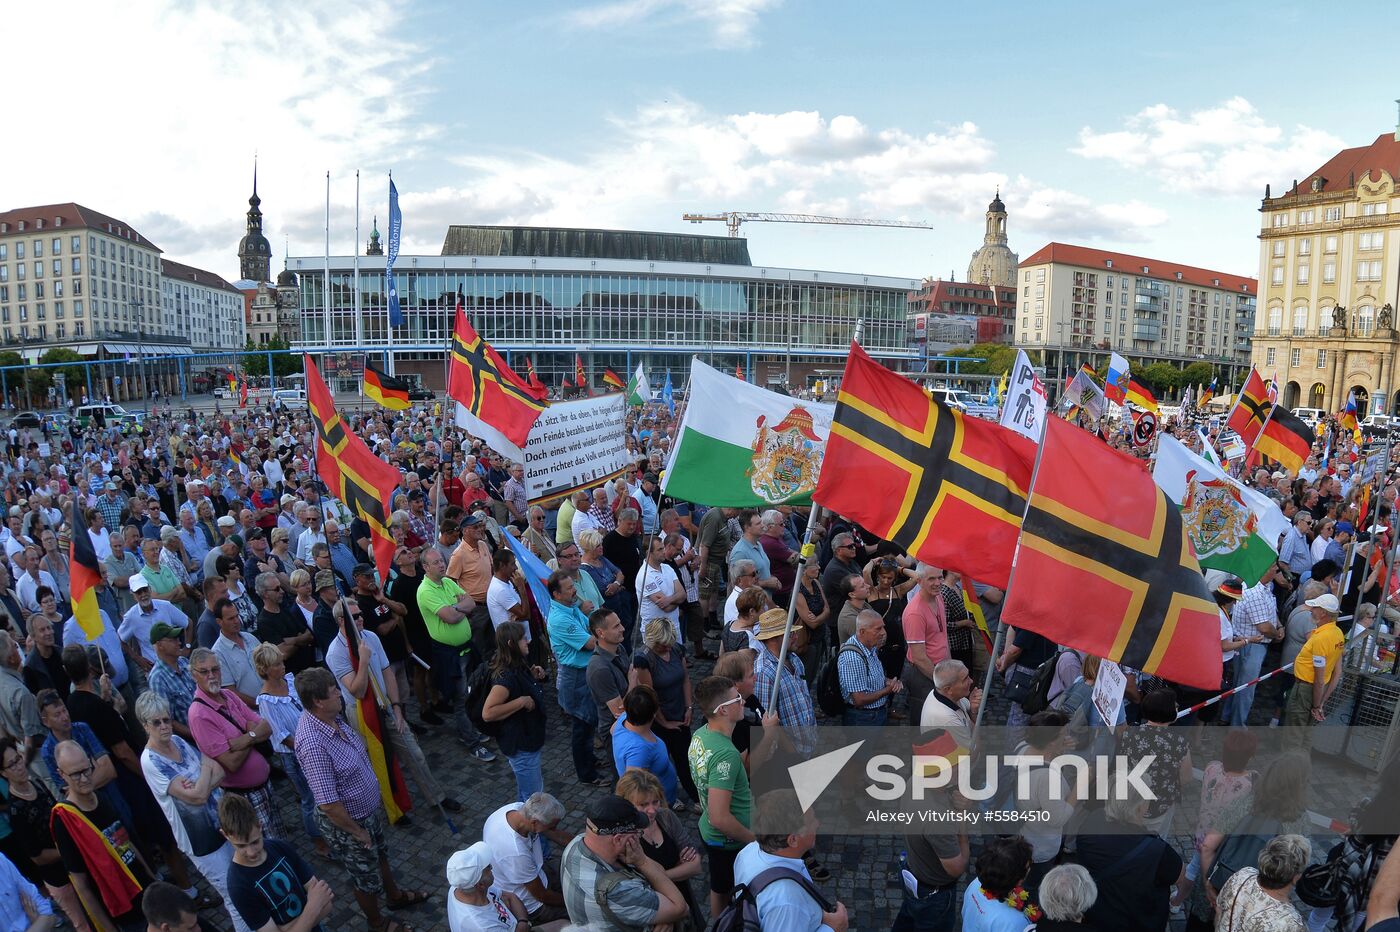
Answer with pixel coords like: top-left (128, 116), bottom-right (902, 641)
top-left (815, 644), bottom-right (863, 717)
top-left (1018, 649), bottom-right (1065, 716)
top-left (464, 660), bottom-right (500, 737)
top-left (713, 866), bottom-right (834, 932)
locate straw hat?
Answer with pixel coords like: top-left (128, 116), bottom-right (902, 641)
top-left (754, 607), bottom-right (790, 641)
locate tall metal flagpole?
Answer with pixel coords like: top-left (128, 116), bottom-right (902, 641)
top-left (354, 170), bottom-right (363, 350)
top-left (971, 402), bottom-right (1053, 739)
top-left (385, 171), bottom-right (397, 377)
top-left (765, 317), bottom-right (863, 715)
top-left (434, 288), bottom-right (458, 534)
top-left (323, 172), bottom-right (332, 359)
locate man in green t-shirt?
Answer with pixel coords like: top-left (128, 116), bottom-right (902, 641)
top-left (415, 548), bottom-right (495, 761)
top-left (688, 674), bottom-right (753, 919)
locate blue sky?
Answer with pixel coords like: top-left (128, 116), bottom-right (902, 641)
top-left (4, 1), bottom-right (1388, 284)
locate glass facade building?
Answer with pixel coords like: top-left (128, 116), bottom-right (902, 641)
top-left (286, 251), bottom-right (919, 388)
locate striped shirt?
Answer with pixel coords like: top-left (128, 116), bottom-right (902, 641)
top-left (754, 646), bottom-right (816, 754)
top-left (256, 675), bottom-right (306, 753)
top-left (148, 657), bottom-right (197, 726)
top-left (837, 636), bottom-right (886, 707)
top-left (1232, 582), bottom-right (1277, 640)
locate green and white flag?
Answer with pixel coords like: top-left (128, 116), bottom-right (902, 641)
top-left (1152, 434), bottom-right (1290, 585)
top-left (663, 358), bottom-right (834, 506)
top-left (625, 363), bottom-right (651, 406)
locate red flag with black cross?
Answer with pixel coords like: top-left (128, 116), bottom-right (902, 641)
top-left (815, 342), bottom-right (1036, 590)
top-left (1001, 416), bottom-right (1223, 690)
top-left (305, 355), bottom-right (401, 581)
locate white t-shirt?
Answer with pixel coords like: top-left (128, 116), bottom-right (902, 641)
top-left (723, 586), bottom-right (742, 625)
top-left (481, 803), bottom-right (547, 912)
top-left (663, 532), bottom-right (699, 602)
top-left (486, 576), bottom-right (528, 642)
top-left (1220, 610), bottom-right (1237, 662)
top-left (636, 562), bottom-right (681, 643)
top-left (447, 884), bottom-right (514, 931)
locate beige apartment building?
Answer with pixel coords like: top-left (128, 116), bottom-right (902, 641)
top-left (1251, 129), bottom-right (1400, 415)
top-left (1014, 242), bottom-right (1256, 386)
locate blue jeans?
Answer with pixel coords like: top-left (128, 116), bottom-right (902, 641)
top-left (557, 665), bottom-right (598, 781)
top-left (507, 749), bottom-right (544, 803)
top-left (892, 884), bottom-right (955, 932)
top-left (1227, 641), bottom-right (1267, 727)
top-left (278, 751), bottom-right (323, 839)
top-left (842, 705), bottom-right (889, 726)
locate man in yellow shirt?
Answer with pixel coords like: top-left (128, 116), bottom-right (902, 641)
top-left (1282, 593), bottom-right (1345, 750)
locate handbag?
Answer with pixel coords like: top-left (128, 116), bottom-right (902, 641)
top-left (1002, 664), bottom-right (1038, 705)
top-left (1295, 837), bottom-right (1375, 909)
top-left (1206, 813), bottom-right (1284, 894)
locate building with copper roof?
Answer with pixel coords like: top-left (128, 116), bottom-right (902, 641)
top-left (1015, 241), bottom-right (1256, 391)
top-left (1251, 124), bottom-right (1400, 414)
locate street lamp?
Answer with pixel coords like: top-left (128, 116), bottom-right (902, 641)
top-left (132, 299), bottom-right (147, 414)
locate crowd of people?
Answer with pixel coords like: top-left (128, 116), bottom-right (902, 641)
top-left (0, 393), bottom-right (1394, 932)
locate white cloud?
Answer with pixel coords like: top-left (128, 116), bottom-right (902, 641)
top-left (1073, 97), bottom-right (1345, 197)
top-left (1009, 178), bottom-right (1168, 242)
top-left (0, 0), bottom-right (434, 278)
top-left (567, 0), bottom-right (781, 48)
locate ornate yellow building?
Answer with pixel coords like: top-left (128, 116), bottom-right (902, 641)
top-left (1253, 129), bottom-right (1400, 415)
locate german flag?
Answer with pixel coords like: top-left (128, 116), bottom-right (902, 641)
top-left (815, 341), bottom-right (1035, 590)
top-left (1125, 377), bottom-right (1159, 413)
top-left (68, 495), bottom-right (105, 640)
top-left (1254, 405), bottom-right (1315, 475)
top-left (1002, 416), bottom-right (1223, 690)
top-left (601, 368), bottom-right (626, 392)
top-left (363, 361), bottom-right (412, 411)
top-left (1226, 367), bottom-right (1272, 446)
top-left (342, 606), bottom-right (411, 822)
top-left (305, 355), bottom-right (403, 580)
top-left (447, 293), bottom-right (548, 452)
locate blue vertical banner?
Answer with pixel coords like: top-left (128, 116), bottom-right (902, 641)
top-left (385, 176), bottom-right (404, 326)
top-left (662, 369), bottom-right (674, 416)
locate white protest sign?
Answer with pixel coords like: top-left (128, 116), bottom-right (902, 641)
top-left (1091, 659), bottom-right (1127, 727)
top-left (524, 394), bottom-right (630, 506)
top-left (1000, 349), bottom-right (1047, 442)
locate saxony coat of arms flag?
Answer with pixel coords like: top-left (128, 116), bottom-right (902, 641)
top-left (1152, 434), bottom-right (1290, 585)
top-left (662, 359), bottom-right (834, 506)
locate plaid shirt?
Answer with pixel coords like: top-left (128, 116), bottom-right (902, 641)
top-left (95, 493), bottom-right (127, 531)
top-left (294, 712), bottom-right (382, 821)
top-left (837, 636), bottom-right (887, 706)
top-left (754, 646), bottom-right (816, 753)
top-left (148, 657), bottom-right (197, 726)
top-left (1232, 582), bottom-right (1277, 639)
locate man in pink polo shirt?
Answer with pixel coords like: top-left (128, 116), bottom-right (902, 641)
top-left (900, 566), bottom-right (949, 724)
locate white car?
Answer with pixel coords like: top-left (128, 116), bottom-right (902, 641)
top-left (929, 386), bottom-right (998, 419)
top-left (1294, 407), bottom-right (1326, 428)
top-left (272, 389), bottom-right (308, 411)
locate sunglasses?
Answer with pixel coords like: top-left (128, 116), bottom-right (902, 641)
top-left (712, 695), bottom-right (744, 715)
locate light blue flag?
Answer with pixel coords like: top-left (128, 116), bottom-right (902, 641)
top-left (385, 177), bottom-right (404, 326)
top-left (503, 531), bottom-right (551, 620)
top-left (662, 370), bottom-right (674, 415)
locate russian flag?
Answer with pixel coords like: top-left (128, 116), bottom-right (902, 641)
top-left (1105, 352), bottom-right (1130, 404)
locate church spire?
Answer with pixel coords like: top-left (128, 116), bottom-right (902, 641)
top-left (366, 215), bottom-right (384, 256)
top-left (238, 156), bottom-right (272, 282)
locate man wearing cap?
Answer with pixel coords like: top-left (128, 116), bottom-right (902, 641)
top-left (204, 518), bottom-right (238, 579)
top-left (1325, 520), bottom-right (1353, 568)
top-left (275, 494), bottom-right (301, 535)
top-left (447, 514), bottom-right (496, 662)
top-left (1282, 593), bottom-right (1345, 750)
top-left (96, 481), bottom-right (127, 531)
top-left (417, 548), bottom-right (496, 761)
top-left (119, 575), bottom-right (189, 669)
top-left (752, 608), bottom-right (817, 755)
top-left (352, 563), bottom-right (412, 694)
top-left (241, 529), bottom-right (279, 610)
top-left (405, 489), bottom-right (435, 547)
top-left (1227, 564), bottom-right (1283, 727)
top-left (448, 839), bottom-right (557, 932)
top-left (559, 794), bottom-right (689, 930)
top-left (147, 621), bottom-right (197, 740)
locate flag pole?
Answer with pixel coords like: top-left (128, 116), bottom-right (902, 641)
top-left (970, 402), bottom-right (1053, 741)
top-left (324, 172), bottom-right (331, 360)
top-left (1347, 371), bottom-right (1398, 617)
top-left (354, 170), bottom-right (363, 350)
top-left (435, 288), bottom-right (458, 536)
top-left (764, 318), bottom-right (863, 715)
top-left (385, 171), bottom-right (397, 377)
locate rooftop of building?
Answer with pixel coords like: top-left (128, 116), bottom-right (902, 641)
top-left (1271, 131), bottom-right (1400, 199)
top-left (440, 224), bottom-right (751, 265)
top-left (0, 203), bottom-right (161, 251)
top-left (1019, 242), bottom-right (1257, 294)
top-left (160, 258), bottom-right (242, 294)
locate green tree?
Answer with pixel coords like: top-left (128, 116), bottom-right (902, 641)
top-left (1135, 362), bottom-right (1180, 395)
top-left (1179, 362), bottom-right (1214, 391)
top-left (242, 336), bottom-right (301, 379)
top-left (39, 348), bottom-right (87, 401)
top-left (942, 342), bottom-right (1018, 376)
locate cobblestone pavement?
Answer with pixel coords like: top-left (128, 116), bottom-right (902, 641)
top-left (185, 654), bottom-right (1379, 931)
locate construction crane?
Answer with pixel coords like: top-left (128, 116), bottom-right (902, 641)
top-left (682, 211), bottom-right (934, 238)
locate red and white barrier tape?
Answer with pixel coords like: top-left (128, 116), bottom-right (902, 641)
top-left (1174, 662), bottom-right (1296, 720)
